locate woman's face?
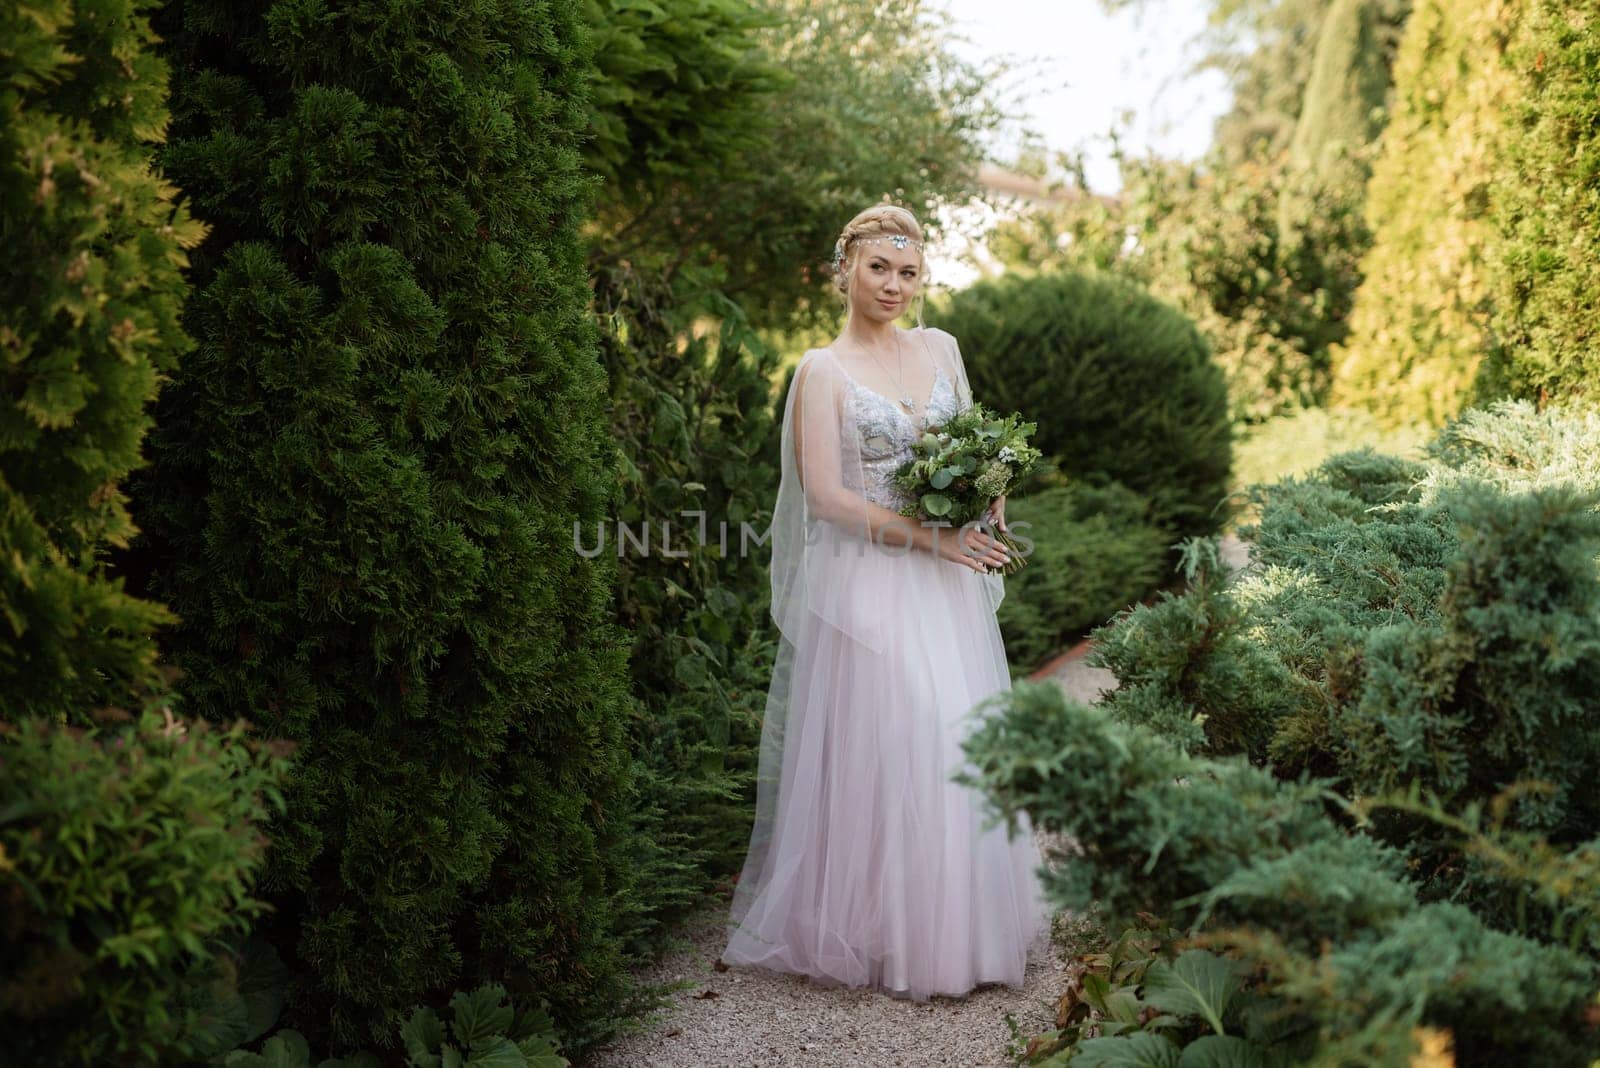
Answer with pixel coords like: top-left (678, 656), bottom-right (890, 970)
top-left (850, 242), bottom-right (922, 322)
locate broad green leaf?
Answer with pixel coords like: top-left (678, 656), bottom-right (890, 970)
top-left (221, 1053), bottom-right (269, 1068)
top-left (402, 1008), bottom-right (447, 1068)
top-left (1176, 1035), bottom-right (1273, 1068)
top-left (259, 1030), bottom-right (312, 1068)
top-left (450, 985), bottom-right (514, 1046)
top-left (1104, 988), bottom-right (1143, 1024)
top-left (1072, 1031), bottom-right (1182, 1068)
top-left (673, 654), bottom-right (708, 688)
top-left (184, 983), bottom-right (252, 1056)
top-left (921, 492), bottom-right (952, 517)
top-left (516, 1035), bottom-right (568, 1068)
top-left (465, 1036), bottom-right (526, 1067)
top-left (930, 467), bottom-right (954, 489)
top-left (239, 940), bottom-right (291, 1045)
top-left (1142, 951), bottom-right (1240, 1036)
top-left (319, 1054), bottom-right (383, 1068)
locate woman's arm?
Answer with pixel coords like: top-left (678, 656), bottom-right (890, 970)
top-left (792, 355), bottom-right (1007, 571)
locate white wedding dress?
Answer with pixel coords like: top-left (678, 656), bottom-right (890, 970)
top-left (720, 326), bottom-right (1053, 1000)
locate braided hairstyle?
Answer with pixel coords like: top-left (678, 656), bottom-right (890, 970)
top-left (829, 203), bottom-right (929, 329)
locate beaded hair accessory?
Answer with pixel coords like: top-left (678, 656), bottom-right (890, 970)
top-left (831, 232), bottom-right (923, 271)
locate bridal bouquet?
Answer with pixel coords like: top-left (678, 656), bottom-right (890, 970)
top-left (892, 402), bottom-right (1042, 575)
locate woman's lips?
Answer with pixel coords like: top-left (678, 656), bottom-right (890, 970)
top-left (878, 298), bottom-right (899, 308)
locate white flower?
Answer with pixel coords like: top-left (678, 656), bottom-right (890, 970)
top-left (997, 446), bottom-right (1016, 463)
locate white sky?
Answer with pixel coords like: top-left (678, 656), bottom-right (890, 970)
top-left (938, 0), bottom-right (1233, 194)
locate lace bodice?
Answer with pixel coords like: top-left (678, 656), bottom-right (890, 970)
top-left (844, 365), bottom-right (963, 509)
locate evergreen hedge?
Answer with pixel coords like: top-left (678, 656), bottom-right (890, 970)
top-left (1275, 0), bottom-right (1408, 250)
top-left (0, 0), bottom-right (202, 718)
top-left (136, 0), bottom-right (640, 1052)
top-left (1480, 0), bottom-right (1600, 405)
top-left (1330, 0), bottom-right (1600, 424)
top-left (1328, 0), bottom-right (1518, 427)
top-left (933, 271), bottom-right (1233, 545)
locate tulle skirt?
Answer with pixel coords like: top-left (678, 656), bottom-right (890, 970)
top-left (721, 538), bottom-right (1054, 1001)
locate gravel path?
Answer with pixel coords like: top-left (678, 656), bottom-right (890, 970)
top-left (578, 534), bottom-right (1254, 1067)
top-left (580, 855), bottom-right (1074, 1068)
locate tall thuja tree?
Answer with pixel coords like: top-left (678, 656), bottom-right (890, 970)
top-left (1479, 0), bottom-right (1600, 405)
top-left (0, 0), bottom-right (203, 718)
top-left (137, 0), bottom-right (640, 1051)
top-left (1275, 0), bottom-right (1409, 250)
top-left (1327, 0), bottom-right (1520, 426)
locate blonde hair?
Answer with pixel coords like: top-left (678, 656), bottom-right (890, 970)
top-left (830, 203), bottom-right (929, 329)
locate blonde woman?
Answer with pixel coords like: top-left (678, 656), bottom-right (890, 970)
top-left (720, 204), bottom-right (1052, 1000)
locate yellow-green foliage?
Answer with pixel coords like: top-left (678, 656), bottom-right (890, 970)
top-left (1277, 0), bottom-right (1407, 248)
top-left (1230, 404), bottom-right (1431, 501)
top-left (1329, 0), bottom-right (1519, 426)
top-left (1480, 1), bottom-right (1600, 404)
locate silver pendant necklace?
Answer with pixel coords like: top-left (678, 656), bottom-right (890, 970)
top-left (858, 328), bottom-right (914, 413)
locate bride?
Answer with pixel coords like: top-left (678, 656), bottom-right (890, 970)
top-left (719, 203), bottom-right (1053, 1000)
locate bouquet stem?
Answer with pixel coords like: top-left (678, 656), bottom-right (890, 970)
top-left (990, 527), bottom-right (1028, 575)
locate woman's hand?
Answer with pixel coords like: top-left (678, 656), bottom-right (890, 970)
top-left (985, 494), bottom-right (1008, 533)
top-left (933, 522), bottom-right (1010, 573)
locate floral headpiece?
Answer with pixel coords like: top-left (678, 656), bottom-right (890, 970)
top-left (831, 232), bottom-right (923, 272)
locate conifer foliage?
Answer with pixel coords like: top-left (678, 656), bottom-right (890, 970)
top-left (965, 402), bottom-right (1600, 1062)
top-left (1, 0), bottom-right (203, 717)
top-left (137, 0), bottom-right (638, 1048)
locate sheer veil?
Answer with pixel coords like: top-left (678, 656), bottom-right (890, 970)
top-left (729, 325), bottom-right (1006, 932)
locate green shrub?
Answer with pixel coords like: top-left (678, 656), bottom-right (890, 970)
top-left (399, 984), bottom-right (567, 1068)
top-left (960, 683), bottom-right (1600, 1065)
top-left (0, 0), bottom-right (202, 719)
top-left (588, 263), bottom-right (781, 952)
top-left (995, 482), bottom-right (1169, 676)
top-left (208, 981), bottom-right (566, 1067)
top-left (933, 270), bottom-right (1233, 546)
top-left (1098, 403), bottom-right (1600, 905)
top-left (966, 401), bottom-right (1600, 1063)
top-left (1331, 0), bottom-right (1600, 423)
top-left (138, 0), bottom-right (641, 1052)
top-left (0, 701), bottom-right (290, 1065)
